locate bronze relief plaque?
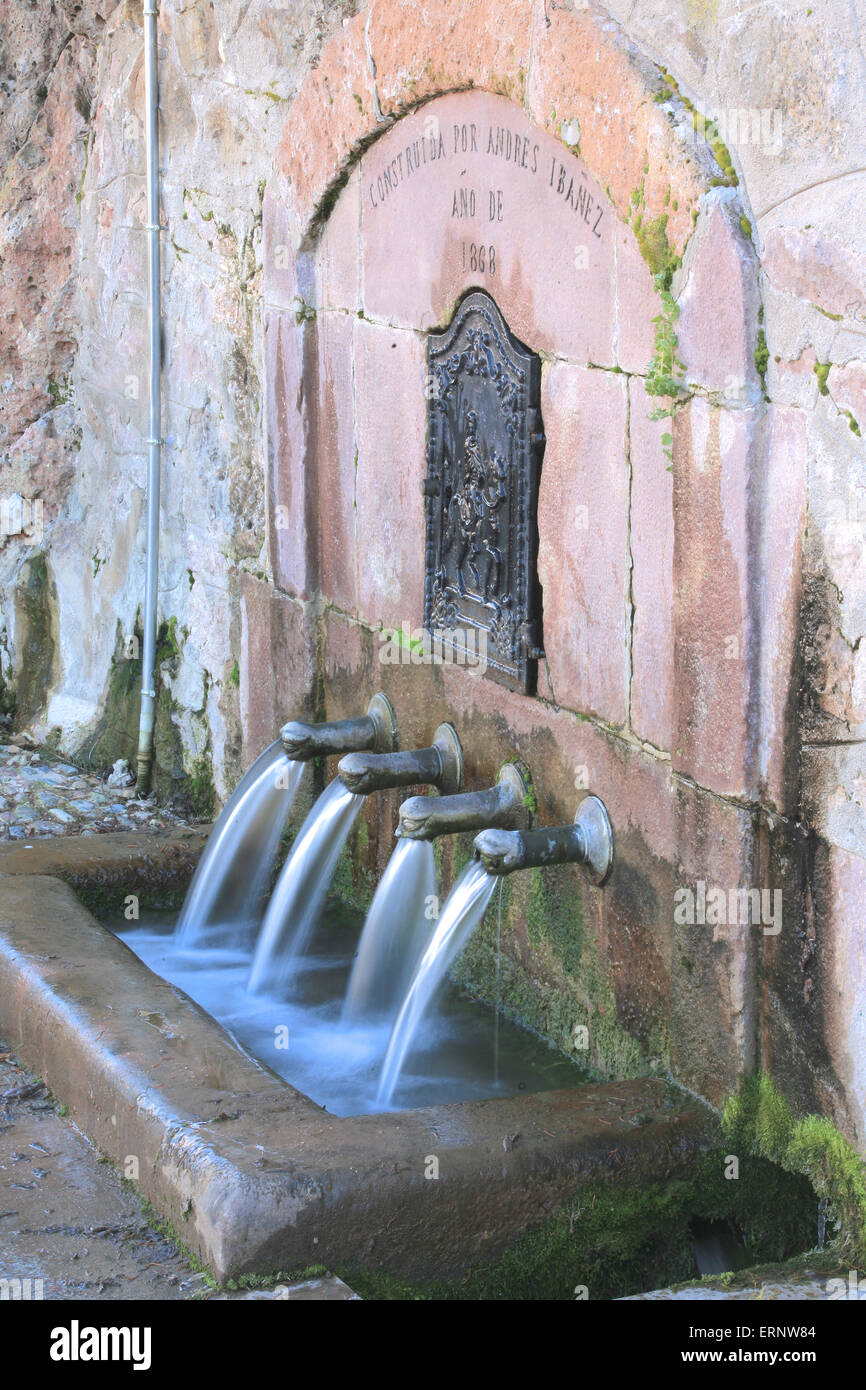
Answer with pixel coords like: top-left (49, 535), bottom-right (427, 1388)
top-left (424, 290), bottom-right (545, 693)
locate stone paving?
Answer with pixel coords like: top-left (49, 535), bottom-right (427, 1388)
top-left (625, 1278), bottom-right (865, 1300)
top-left (0, 1037), bottom-right (358, 1301)
top-left (0, 744), bottom-right (189, 841)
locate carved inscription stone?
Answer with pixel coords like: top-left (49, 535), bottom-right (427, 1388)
top-left (359, 90), bottom-right (619, 366)
top-left (425, 291), bottom-right (544, 694)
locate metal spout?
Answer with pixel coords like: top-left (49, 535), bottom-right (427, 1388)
top-left (473, 794), bottom-right (614, 886)
top-left (338, 723), bottom-right (463, 797)
top-left (397, 762), bottom-right (532, 840)
top-left (280, 692), bottom-right (397, 762)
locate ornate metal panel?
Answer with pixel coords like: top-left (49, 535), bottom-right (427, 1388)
top-left (424, 290), bottom-right (545, 693)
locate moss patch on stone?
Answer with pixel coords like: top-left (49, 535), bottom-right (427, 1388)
top-left (12, 553), bottom-right (57, 726)
top-left (645, 286), bottom-right (686, 417)
top-left (187, 756), bottom-right (217, 820)
top-left (723, 1073), bottom-right (866, 1264)
top-left (754, 326), bottom-right (769, 385)
top-left (77, 621), bottom-right (142, 769)
top-left (814, 359), bottom-right (831, 396)
top-left (453, 864), bottom-right (646, 1079)
top-left (340, 1146), bottom-right (814, 1300)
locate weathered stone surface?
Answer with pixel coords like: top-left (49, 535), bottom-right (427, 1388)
top-left (629, 378), bottom-right (674, 751)
top-left (760, 171), bottom-right (866, 323)
top-left (353, 317), bottom-right (426, 630)
top-left (800, 744), bottom-right (866, 861)
top-left (672, 400), bottom-right (755, 799)
top-left (755, 405), bottom-right (807, 813)
top-left (602, 0), bottom-right (866, 219)
top-left (525, 0), bottom-right (705, 257)
top-left (316, 310), bottom-right (358, 614)
top-left (263, 309), bottom-right (315, 599)
top-left (274, 13), bottom-right (376, 233)
top-left (822, 844), bottom-right (866, 1150)
top-left (676, 197), bottom-right (761, 401)
top-left (760, 823), bottom-right (859, 1146)
top-left (827, 360), bottom-right (866, 432)
top-left (357, 90), bottom-right (616, 364)
top-left (614, 222), bottom-right (658, 375)
top-left (670, 782), bottom-right (758, 1106)
top-left (0, 30), bottom-right (92, 481)
top-left (537, 363), bottom-right (629, 724)
top-left (315, 167), bottom-right (361, 313)
top-left (239, 574), bottom-right (316, 766)
top-left (368, 0), bottom-right (531, 117)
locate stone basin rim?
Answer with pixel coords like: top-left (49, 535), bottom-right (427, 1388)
top-left (0, 831), bottom-right (718, 1283)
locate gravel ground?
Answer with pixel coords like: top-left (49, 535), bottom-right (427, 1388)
top-left (0, 742), bottom-right (190, 841)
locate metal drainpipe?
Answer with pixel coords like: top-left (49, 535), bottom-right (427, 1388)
top-left (135, 0), bottom-right (162, 795)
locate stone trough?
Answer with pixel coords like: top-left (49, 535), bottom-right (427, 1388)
top-left (0, 831), bottom-right (716, 1285)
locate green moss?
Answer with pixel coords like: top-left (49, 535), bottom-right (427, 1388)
top-left (341, 1145), bottom-right (814, 1301)
top-left (187, 755), bottom-right (216, 819)
top-left (754, 327), bottom-right (769, 386)
top-left (645, 286), bottom-right (686, 417)
top-left (47, 375), bottom-right (72, 406)
top-left (155, 615), bottom-right (181, 665)
top-left (12, 552), bottom-right (56, 725)
top-left (330, 816), bottom-right (376, 913)
top-left (723, 1073), bottom-right (866, 1264)
top-left (739, 215), bottom-right (752, 239)
top-left (844, 410), bottom-right (861, 437)
top-left (454, 867), bottom-right (646, 1078)
top-left (814, 360), bottom-right (831, 396)
top-left (229, 658), bottom-right (240, 689)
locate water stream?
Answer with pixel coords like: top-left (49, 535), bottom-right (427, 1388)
top-left (175, 741), bottom-right (303, 948)
top-left (247, 777), bottom-right (364, 995)
top-left (376, 859), bottom-right (498, 1108)
top-left (342, 838), bottom-right (437, 1024)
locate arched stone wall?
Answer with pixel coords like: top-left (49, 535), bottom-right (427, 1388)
top-left (255, 0), bottom-right (853, 1138)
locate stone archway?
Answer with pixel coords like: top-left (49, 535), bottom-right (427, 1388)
top-left (256, 0), bottom-right (809, 1115)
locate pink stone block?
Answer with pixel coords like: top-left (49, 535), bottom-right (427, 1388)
top-left (828, 359), bottom-right (866, 427)
top-left (672, 400), bottom-right (756, 798)
top-left (677, 201), bottom-right (761, 399)
top-left (274, 14), bottom-right (375, 233)
top-left (316, 311), bottom-right (357, 613)
top-left (537, 363), bottom-right (629, 725)
top-left (358, 90), bottom-right (615, 366)
top-left (823, 844), bottom-right (866, 1149)
top-left (263, 309), bottom-right (314, 599)
top-left (368, 0), bottom-right (531, 117)
top-left (671, 782), bottom-right (758, 1103)
top-left (239, 575), bottom-right (316, 765)
top-left (353, 317), bottom-right (427, 630)
top-left (615, 223), bottom-right (658, 375)
top-left (629, 378), bottom-right (675, 750)
top-left (757, 405), bottom-right (807, 812)
top-left (316, 169), bottom-right (361, 313)
top-left (525, 0), bottom-right (704, 257)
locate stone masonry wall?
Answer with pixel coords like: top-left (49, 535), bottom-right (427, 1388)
top-left (0, 0), bottom-right (863, 1141)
